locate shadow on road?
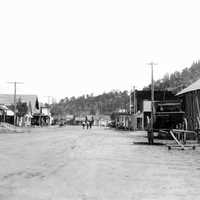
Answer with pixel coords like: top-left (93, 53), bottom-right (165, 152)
top-left (133, 142), bottom-right (165, 146)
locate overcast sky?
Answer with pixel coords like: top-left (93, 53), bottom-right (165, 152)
top-left (0, 0), bottom-right (200, 103)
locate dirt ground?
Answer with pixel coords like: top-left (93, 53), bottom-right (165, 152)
top-left (0, 126), bottom-right (200, 200)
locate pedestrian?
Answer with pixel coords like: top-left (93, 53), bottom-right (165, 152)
top-left (91, 116), bottom-right (94, 127)
top-left (82, 121), bottom-right (85, 129)
top-left (86, 121), bottom-right (89, 129)
top-left (89, 120), bottom-right (92, 129)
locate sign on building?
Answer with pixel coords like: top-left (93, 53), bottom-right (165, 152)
top-left (143, 100), bottom-right (151, 112)
top-left (41, 107), bottom-right (50, 115)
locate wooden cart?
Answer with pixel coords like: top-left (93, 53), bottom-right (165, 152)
top-left (167, 129), bottom-right (199, 150)
top-left (146, 100), bottom-right (187, 144)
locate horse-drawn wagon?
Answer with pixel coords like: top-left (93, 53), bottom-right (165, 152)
top-left (146, 100), bottom-right (199, 149)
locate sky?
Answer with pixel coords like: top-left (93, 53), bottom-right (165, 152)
top-left (0, 0), bottom-right (200, 103)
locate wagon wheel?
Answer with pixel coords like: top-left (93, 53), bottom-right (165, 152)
top-left (182, 117), bottom-right (188, 144)
top-left (147, 116), bottom-right (150, 128)
top-left (183, 117), bottom-right (188, 130)
top-left (196, 116), bottom-right (200, 143)
top-left (196, 116), bottom-right (200, 130)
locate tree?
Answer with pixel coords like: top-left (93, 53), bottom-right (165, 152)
top-left (144, 61), bottom-right (200, 93)
top-left (16, 98), bottom-right (28, 117)
top-left (50, 90), bottom-right (130, 117)
top-left (35, 97), bottom-right (39, 110)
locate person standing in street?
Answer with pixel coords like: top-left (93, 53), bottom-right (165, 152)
top-left (86, 121), bottom-right (89, 129)
top-left (82, 121), bottom-right (85, 129)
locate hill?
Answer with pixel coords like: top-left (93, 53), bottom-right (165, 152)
top-left (144, 61), bottom-right (200, 93)
top-left (50, 90), bottom-right (130, 117)
top-left (51, 61), bottom-right (200, 117)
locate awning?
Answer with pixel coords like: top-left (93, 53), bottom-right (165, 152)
top-left (6, 110), bottom-right (14, 116)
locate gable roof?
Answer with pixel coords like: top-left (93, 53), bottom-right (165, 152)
top-left (0, 94), bottom-right (39, 112)
top-left (177, 79), bottom-right (200, 96)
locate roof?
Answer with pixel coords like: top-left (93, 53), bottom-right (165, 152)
top-left (0, 105), bottom-right (14, 116)
top-left (177, 79), bottom-right (200, 96)
top-left (135, 90), bottom-right (177, 101)
top-left (0, 105), bottom-right (9, 110)
top-left (0, 94), bottom-right (38, 112)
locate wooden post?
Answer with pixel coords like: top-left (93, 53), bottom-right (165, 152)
top-left (197, 129), bottom-right (200, 144)
top-left (147, 62), bottom-right (157, 144)
top-left (7, 81), bottom-right (23, 126)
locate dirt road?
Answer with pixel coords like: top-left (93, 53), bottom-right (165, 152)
top-left (0, 126), bottom-right (200, 200)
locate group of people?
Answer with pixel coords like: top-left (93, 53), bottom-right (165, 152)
top-left (82, 116), bottom-right (94, 129)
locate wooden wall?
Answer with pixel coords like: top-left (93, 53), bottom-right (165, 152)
top-left (181, 90), bottom-right (200, 131)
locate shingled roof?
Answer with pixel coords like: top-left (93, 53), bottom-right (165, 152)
top-left (177, 79), bottom-right (200, 96)
top-left (0, 94), bottom-right (39, 112)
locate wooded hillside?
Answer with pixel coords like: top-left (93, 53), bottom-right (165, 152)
top-left (51, 61), bottom-right (200, 117)
top-left (51, 91), bottom-right (130, 117)
top-left (145, 61), bottom-right (200, 93)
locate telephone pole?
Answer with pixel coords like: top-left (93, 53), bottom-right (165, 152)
top-left (130, 86), bottom-right (136, 131)
top-left (129, 88), bottom-right (132, 115)
top-left (133, 86), bottom-right (136, 115)
top-left (7, 82), bottom-right (24, 126)
top-left (44, 96), bottom-right (53, 105)
top-left (147, 62), bottom-right (157, 144)
top-left (130, 86), bottom-right (136, 114)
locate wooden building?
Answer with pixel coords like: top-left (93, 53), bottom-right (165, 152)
top-left (112, 112), bottom-right (130, 130)
top-left (177, 79), bottom-right (200, 131)
top-left (0, 105), bottom-right (14, 124)
top-left (0, 94), bottom-right (39, 126)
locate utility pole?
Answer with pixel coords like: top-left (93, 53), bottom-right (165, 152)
top-left (133, 86), bottom-right (137, 131)
top-left (7, 82), bottom-right (24, 126)
top-left (130, 86), bottom-right (137, 114)
top-left (129, 87), bottom-right (133, 131)
top-left (129, 88), bottom-right (132, 115)
top-left (133, 86), bottom-right (136, 115)
top-left (147, 62), bottom-right (157, 144)
top-left (129, 86), bottom-right (136, 131)
top-left (44, 96), bottom-right (53, 105)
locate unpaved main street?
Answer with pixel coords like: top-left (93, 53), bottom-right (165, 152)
top-left (0, 126), bottom-right (200, 200)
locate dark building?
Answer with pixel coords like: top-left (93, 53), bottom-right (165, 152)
top-left (135, 90), bottom-right (178, 113)
top-left (131, 90), bottom-right (178, 130)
